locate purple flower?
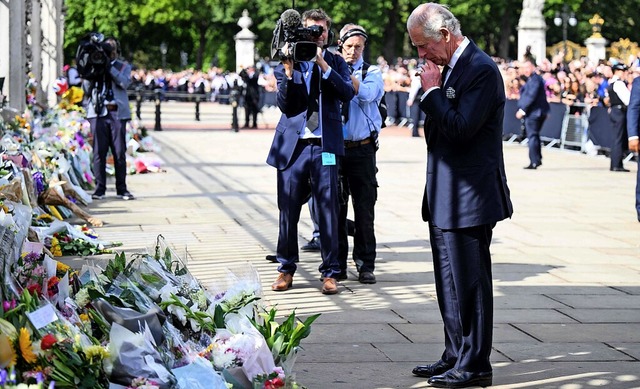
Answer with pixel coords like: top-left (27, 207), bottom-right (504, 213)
top-left (0, 369), bottom-right (7, 385)
top-left (2, 300), bottom-right (9, 312)
top-left (32, 171), bottom-right (46, 196)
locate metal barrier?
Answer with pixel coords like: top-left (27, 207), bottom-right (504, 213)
top-left (560, 104), bottom-right (589, 151)
top-left (127, 89), bottom-right (228, 131)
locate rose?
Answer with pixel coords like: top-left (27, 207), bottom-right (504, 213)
top-left (40, 334), bottom-right (57, 350)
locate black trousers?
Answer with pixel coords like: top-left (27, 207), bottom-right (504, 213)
top-left (428, 222), bottom-right (494, 373)
top-left (609, 107), bottom-right (627, 169)
top-left (525, 115), bottom-right (546, 166)
top-left (338, 142), bottom-right (378, 273)
top-left (89, 112), bottom-right (128, 195)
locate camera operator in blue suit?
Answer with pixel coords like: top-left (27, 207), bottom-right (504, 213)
top-left (267, 8), bottom-right (354, 295)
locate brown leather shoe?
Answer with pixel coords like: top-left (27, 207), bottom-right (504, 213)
top-left (271, 273), bottom-right (293, 291)
top-left (321, 277), bottom-right (339, 295)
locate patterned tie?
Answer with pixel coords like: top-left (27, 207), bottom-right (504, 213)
top-left (306, 64), bottom-right (320, 131)
top-left (341, 65), bottom-right (354, 123)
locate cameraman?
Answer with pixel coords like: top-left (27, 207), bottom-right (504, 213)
top-left (267, 8), bottom-right (354, 295)
top-left (85, 36), bottom-right (135, 200)
top-left (336, 24), bottom-right (384, 284)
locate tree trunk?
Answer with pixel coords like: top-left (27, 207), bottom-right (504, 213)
top-left (382, 2), bottom-right (399, 63)
top-left (498, 6), bottom-right (513, 59)
top-left (196, 22), bottom-right (207, 70)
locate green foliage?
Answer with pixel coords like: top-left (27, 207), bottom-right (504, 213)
top-left (62, 0), bottom-right (640, 70)
top-left (250, 306), bottom-right (320, 365)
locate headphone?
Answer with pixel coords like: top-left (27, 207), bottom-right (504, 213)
top-left (338, 27), bottom-right (368, 51)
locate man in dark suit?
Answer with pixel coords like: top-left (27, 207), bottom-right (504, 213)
top-left (626, 76), bottom-right (640, 222)
top-left (407, 3), bottom-right (513, 388)
top-left (239, 65), bottom-right (261, 128)
top-left (267, 8), bottom-right (354, 295)
top-left (516, 58), bottom-right (549, 169)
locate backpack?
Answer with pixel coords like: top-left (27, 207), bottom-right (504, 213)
top-left (361, 62), bottom-right (387, 128)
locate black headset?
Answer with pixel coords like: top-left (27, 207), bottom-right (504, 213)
top-left (338, 27), bottom-right (368, 52)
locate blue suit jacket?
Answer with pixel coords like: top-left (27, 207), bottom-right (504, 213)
top-left (266, 51), bottom-right (355, 170)
top-left (419, 41), bottom-right (513, 229)
top-left (627, 77), bottom-right (640, 139)
top-left (517, 72), bottom-right (550, 119)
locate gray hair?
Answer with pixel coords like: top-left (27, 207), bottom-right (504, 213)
top-left (407, 3), bottom-right (462, 41)
top-left (340, 23), bottom-right (365, 38)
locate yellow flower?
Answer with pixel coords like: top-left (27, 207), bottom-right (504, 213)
top-left (78, 313), bottom-right (89, 322)
top-left (0, 333), bottom-right (17, 368)
top-left (84, 345), bottom-right (109, 361)
top-left (56, 261), bottom-right (71, 273)
top-left (18, 327), bottom-right (38, 364)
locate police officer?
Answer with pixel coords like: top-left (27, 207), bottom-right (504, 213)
top-left (608, 63), bottom-right (631, 172)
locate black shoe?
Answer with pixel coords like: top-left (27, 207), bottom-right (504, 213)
top-left (265, 255), bottom-right (277, 262)
top-left (427, 369), bottom-right (492, 388)
top-left (610, 167), bottom-right (630, 172)
top-left (117, 191), bottom-right (135, 200)
top-left (523, 163), bottom-right (540, 170)
top-left (358, 271), bottom-right (376, 284)
top-left (412, 360), bottom-right (452, 378)
top-left (91, 193), bottom-right (105, 200)
top-left (266, 255), bottom-right (299, 263)
top-left (301, 237), bottom-right (321, 251)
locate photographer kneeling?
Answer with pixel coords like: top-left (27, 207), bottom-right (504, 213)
top-left (83, 36), bottom-right (135, 201)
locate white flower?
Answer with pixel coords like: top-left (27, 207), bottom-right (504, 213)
top-left (74, 287), bottom-right (91, 307)
top-left (159, 284), bottom-right (179, 301)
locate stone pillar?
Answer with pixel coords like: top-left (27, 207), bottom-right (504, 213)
top-left (517, 0), bottom-right (547, 63)
top-left (0, 4), bottom-right (8, 103)
top-left (585, 14), bottom-right (607, 64)
top-left (9, 0), bottom-right (27, 112)
top-left (39, 0), bottom-right (63, 107)
top-left (32, 0), bottom-right (44, 103)
top-left (234, 9), bottom-right (257, 72)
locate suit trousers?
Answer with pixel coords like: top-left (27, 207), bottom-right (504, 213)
top-left (89, 113), bottom-right (128, 195)
top-left (276, 141), bottom-right (341, 278)
top-left (609, 107), bottom-right (627, 169)
top-left (525, 115), bottom-right (545, 166)
top-left (338, 142), bottom-right (378, 273)
top-left (428, 222), bottom-right (494, 373)
top-left (636, 157), bottom-right (640, 221)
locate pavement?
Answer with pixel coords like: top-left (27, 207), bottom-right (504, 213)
top-left (78, 101), bottom-right (639, 388)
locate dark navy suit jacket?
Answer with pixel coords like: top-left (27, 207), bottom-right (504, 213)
top-left (517, 72), bottom-right (550, 119)
top-left (627, 77), bottom-right (640, 140)
top-left (266, 51), bottom-right (354, 170)
top-left (419, 41), bottom-right (513, 229)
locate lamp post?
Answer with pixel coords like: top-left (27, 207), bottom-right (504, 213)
top-left (554, 4), bottom-right (577, 64)
top-left (160, 42), bottom-right (168, 69)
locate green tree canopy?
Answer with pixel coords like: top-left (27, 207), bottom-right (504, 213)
top-left (62, 0), bottom-right (640, 71)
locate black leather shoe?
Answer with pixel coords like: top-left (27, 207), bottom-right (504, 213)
top-left (523, 163), bottom-right (540, 170)
top-left (610, 167), bottom-right (630, 172)
top-left (358, 271), bottom-right (377, 284)
top-left (412, 360), bottom-right (452, 378)
top-left (265, 255), bottom-right (277, 262)
top-left (427, 369), bottom-right (492, 388)
top-left (265, 255), bottom-right (298, 263)
top-left (301, 237), bottom-right (321, 251)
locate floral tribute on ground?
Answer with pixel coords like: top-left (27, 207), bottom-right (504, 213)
top-left (1, 235), bottom-right (317, 388)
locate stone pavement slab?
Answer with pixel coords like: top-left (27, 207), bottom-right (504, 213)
top-left (82, 102), bottom-right (640, 388)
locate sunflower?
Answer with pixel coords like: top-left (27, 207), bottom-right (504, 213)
top-left (18, 327), bottom-right (38, 364)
